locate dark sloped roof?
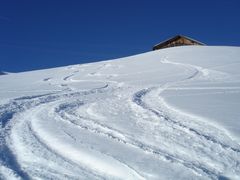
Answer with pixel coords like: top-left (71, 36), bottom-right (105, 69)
top-left (153, 35), bottom-right (206, 48)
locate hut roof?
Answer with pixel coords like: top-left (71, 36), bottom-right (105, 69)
top-left (153, 35), bottom-right (206, 48)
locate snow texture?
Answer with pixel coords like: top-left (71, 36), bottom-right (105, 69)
top-left (0, 46), bottom-right (240, 179)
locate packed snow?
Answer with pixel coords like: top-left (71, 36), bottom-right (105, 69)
top-left (0, 46), bottom-right (240, 179)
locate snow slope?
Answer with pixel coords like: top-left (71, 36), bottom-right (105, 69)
top-left (0, 46), bottom-right (240, 179)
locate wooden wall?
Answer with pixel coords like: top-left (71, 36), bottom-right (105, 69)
top-left (153, 37), bottom-right (202, 50)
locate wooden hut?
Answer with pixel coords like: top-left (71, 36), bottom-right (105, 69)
top-left (153, 35), bottom-right (205, 50)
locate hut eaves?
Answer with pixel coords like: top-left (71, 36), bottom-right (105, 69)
top-left (153, 35), bottom-right (205, 50)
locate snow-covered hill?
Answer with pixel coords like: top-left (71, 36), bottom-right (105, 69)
top-left (0, 46), bottom-right (240, 179)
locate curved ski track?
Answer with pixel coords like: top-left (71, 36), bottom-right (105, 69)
top-left (0, 58), bottom-right (240, 179)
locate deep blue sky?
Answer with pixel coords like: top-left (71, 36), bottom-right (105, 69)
top-left (0, 0), bottom-right (240, 72)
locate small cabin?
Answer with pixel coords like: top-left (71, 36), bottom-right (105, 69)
top-left (153, 35), bottom-right (205, 50)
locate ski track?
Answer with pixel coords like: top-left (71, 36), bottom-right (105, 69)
top-left (0, 56), bottom-right (240, 179)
